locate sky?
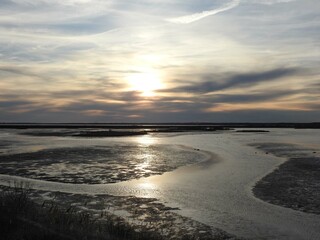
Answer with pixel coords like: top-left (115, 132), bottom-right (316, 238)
top-left (0, 0), bottom-right (319, 122)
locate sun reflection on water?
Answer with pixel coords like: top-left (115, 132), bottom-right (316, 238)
top-left (136, 134), bottom-right (157, 145)
top-left (138, 182), bottom-right (156, 190)
top-left (129, 134), bottom-right (162, 197)
top-left (136, 154), bottom-right (152, 171)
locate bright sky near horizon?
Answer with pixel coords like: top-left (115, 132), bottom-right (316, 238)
top-left (0, 0), bottom-right (319, 122)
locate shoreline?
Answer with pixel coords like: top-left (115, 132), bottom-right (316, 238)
top-left (0, 145), bottom-right (237, 239)
top-left (0, 144), bottom-right (214, 195)
top-left (1, 184), bottom-right (241, 240)
top-left (251, 143), bottom-right (320, 215)
top-left (0, 152), bottom-right (238, 240)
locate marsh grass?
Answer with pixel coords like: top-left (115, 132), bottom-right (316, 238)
top-left (0, 183), bottom-right (167, 240)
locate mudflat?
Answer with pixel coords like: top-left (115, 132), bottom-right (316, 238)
top-left (252, 143), bottom-right (320, 215)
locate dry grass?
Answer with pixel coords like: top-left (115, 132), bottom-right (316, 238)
top-left (0, 183), bottom-right (167, 240)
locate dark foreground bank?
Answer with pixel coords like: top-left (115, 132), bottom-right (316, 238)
top-left (0, 184), bottom-right (242, 240)
top-left (0, 185), bottom-right (162, 240)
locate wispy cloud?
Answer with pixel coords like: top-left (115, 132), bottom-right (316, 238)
top-left (167, 0), bottom-right (297, 24)
top-left (248, 0), bottom-right (296, 5)
top-left (167, 0), bottom-right (240, 24)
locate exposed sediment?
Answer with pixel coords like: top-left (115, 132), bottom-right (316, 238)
top-left (0, 144), bottom-right (207, 184)
top-left (252, 143), bottom-right (320, 215)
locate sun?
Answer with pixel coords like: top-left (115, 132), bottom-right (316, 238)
top-left (127, 70), bottom-right (163, 97)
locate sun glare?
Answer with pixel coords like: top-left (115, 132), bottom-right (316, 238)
top-left (136, 134), bottom-right (157, 145)
top-left (127, 70), bottom-right (163, 97)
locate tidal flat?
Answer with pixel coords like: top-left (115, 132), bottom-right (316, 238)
top-left (0, 130), bottom-right (239, 240)
top-left (0, 144), bottom-right (204, 184)
top-left (0, 128), bottom-right (320, 239)
top-left (252, 143), bottom-right (320, 214)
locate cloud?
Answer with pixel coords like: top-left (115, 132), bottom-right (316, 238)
top-left (0, 82), bottom-right (318, 122)
top-left (0, 100), bottom-right (34, 108)
top-left (167, 0), bottom-right (297, 24)
top-left (168, 68), bottom-right (300, 94)
top-left (247, 0), bottom-right (296, 5)
top-left (0, 0), bottom-right (319, 122)
top-left (207, 90), bottom-right (298, 103)
top-left (0, 66), bottom-right (42, 78)
top-left (167, 0), bottom-right (240, 24)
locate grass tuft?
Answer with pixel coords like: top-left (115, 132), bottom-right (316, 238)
top-left (0, 183), bottom-right (174, 240)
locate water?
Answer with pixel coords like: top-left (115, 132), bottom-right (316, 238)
top-left (0, 129), bottom-right (319, 239)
